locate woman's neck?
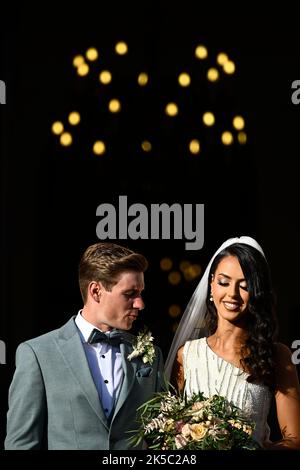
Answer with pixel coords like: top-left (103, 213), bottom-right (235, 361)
top-left (209, 324), bottom-right (248, 353)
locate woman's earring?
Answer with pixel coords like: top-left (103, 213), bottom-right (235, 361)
top-left (210, 292), bottom-right (213, 302)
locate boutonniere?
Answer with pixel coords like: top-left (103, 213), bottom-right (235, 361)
top-left (127, 328), bottom-right (156, 365)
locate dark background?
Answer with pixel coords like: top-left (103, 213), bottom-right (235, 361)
top-left (1, 5), bottom-right (300, 451)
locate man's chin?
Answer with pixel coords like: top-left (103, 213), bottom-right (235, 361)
top-left (123, 317), bottom-right (137, 330)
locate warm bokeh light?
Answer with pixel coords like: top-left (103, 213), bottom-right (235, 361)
top-left (73, 55), bottom-right (85, 68)
top-left (77, 63), bottom-right (89, 76)
top-left (165, 102), bottom-right (178, 116)
top-left (60, 132), bottom-right (72, 146)
top-left (207, 68), bottom-right (219, 82)
top-left (168, 271), bottom-right (181, 285)
top-left (137, 73), bottom-right (149, 86)
top-left (223, 60), bottom-right (235, 74)
top-left (52, 121), bottom-right (64, 135)
top-left (221, 131), bottom-right (234, 145)
top-left (99, 70), bottom-right (112, 85)
top-left (216, 53), bottom-right (228, 66)
top-left (160, 258), bottom-right (173, 271)
top-left (195, 45), bottom-right (208, 59)
top-left (58, 39), bottom-right (244, 183)
top-left (108, 99), bottom-right (121, 113)
top-left (203, 112), bottom-right (215, 126)
top-left (183, 264), bottom-right (202, 281)
top-left (178, 73), bottom-right (191, 87)
top-left (238, 131), bottom-right (247, 144)
top-left (86, 47), bottom-right (98, 61)
top-left (189, 139), bottom-right (200, 154)
top-left (115, 41), bottom-right (128, 55)
top-left (141, 141), bottom-right (152, 152)
top-left (233, 115), bottom-right (245, 130)
top-left (179, 260), bottom-right (190, 272)
top-left (93, 141), bottom-right (106, 155)
top-left (192, 264), bottom-right (202, 277)
top-left (68, 111), bottom-right (81, 125)
top-left (168, 305), bottom-right (182, 318)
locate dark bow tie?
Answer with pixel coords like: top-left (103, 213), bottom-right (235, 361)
top-left (87, 329), bottom-right (124, 347)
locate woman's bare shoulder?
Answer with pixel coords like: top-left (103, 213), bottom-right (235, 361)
top-left (175, 345), bottom-right (185, 364)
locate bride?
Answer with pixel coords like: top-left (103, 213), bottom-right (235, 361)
top-left (165, 236), bottom-right (300, 449)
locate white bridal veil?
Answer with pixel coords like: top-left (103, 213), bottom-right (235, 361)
top-left (164, 236), bottom-right (266, 381)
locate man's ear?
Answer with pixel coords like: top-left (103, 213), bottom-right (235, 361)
top-left (89, 281), bottom-right (102, 302)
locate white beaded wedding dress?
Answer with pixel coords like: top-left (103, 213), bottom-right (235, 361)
top-left (183, 338), bottom-right (272, 447)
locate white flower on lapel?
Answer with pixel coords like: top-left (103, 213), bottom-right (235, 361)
top-left (127, 328), bottom-right (156, 365)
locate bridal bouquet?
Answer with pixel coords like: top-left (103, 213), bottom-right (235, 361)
top-left (130, 389), bottom-right (260, 450)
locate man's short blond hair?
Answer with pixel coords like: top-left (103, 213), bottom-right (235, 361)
top-left (78, 242), bottom-right (148, 303)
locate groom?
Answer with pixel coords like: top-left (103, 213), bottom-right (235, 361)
top-left (5, 242), bottom-right (164, 450)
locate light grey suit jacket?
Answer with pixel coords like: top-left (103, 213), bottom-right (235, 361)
top-left (5, 317), bottom-right (165, 450)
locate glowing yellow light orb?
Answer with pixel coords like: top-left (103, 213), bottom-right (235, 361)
top-left (77, 63), bottom-right (89, 76)
top-left (233, 116), bottom-right (245, 130)
top-left (52, 121), bottom-right (64, 135)
top-left (216, 53), bottom-right (228, 65)
top-left (223, 60), bottom-right (235, 74)
top-left (115, 41), bottom-right (128, 55)
top-left (221, 131), bottom-right (234, 145)
top-left (168, 305), bottom-right (182, 318)
top-left (141, 141), bottom-right (152, 152)
top-left (86, 47), bottom-right (98, 61)
top-left (203, 112), bottom-right (215, 126)
top-left (165, 102), bottom-right (178, 116)
top-left (207, 68), bottom-right (219, 82)
top-left (93, 141), bottom-right (106, 155)
top-left (189, 139), bottom-right (201, 154)
top-left (108, 99), bottom-right (121, 113)
top-left (183, 264), bottom-right (202, 281)
top-left (168, 271), bottom-right (181, 285)
top-left (60, 132), bottom-right (72, 146)
top-left (99, 70), bottom-right (112, 84)
top-left (138, 72), bottom-right (149, 86)
top-left (238, 131), bottom-right (247, 144)
top-left (179, 260), bottom-right (190, 272)
top-left (73, 55), bottom-right (85, 68)
top-left (195, 45), bottom-right (208, 59)
top-left (192, 264), bottom-right (202, 277)
top-left (68, 111), bottom-right (80, 126)
top-left (178, 73), bottom-right (191, 87)
top-left (160, 258), bottom-right (173, 271)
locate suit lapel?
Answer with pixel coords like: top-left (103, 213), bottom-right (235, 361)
top-left (113, 342), bottom-right (137, 417)
top-left (55, 319), bottom-right (109, 429)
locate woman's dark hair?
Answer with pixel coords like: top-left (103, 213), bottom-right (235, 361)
top-left (203, 243), bottom-right (278, 390)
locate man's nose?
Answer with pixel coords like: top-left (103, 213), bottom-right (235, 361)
top-left (133, 296), bottom-right (145, 310)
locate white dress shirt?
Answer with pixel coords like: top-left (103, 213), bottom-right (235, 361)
top-left (75, 311), bottom-right (124, 419)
